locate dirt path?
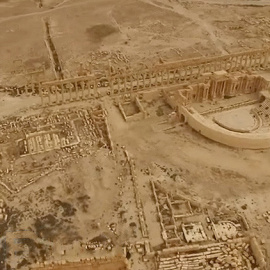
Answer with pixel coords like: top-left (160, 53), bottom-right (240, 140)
top-left (0, 0), bottom-right (91, 25)
top-left (140, 0), bottom-right (229, 54)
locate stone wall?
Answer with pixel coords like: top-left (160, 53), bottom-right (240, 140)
top-left (182, 107), bottom-right (270, 149)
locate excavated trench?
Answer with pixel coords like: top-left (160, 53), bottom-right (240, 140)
top-left (44, 19), bottom-right (64, 80)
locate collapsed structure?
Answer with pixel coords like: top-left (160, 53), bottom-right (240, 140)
top-left (148, 180), bottom-right (267, 270)
top-left (0, 105), bottom-right (113, 194)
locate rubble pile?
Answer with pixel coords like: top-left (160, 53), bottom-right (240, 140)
top-left (0, 105), bottom-right (112, 194)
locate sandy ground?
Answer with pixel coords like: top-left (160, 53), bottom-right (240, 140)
top-left (104, 97), bottom-right (270, 258)
top-left (1, 0), bottom-right (270, 82)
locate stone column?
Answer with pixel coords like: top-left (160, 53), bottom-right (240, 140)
top-left (252, 77), bottom-right (257, 92)
top-left (26, 136), bottom-right (31, 154)
top-left (160, 71), bottom-right (164, 86)
top-left (146, 73), bottom-right (150, 88)
top-left (263, 51), bottom-right (269, 68)
top-left (68, 83), bottom-right (72, 101)
top-left (242, 76), bottom-right (248, 94)
top-left (136, 74), bottom-right (139, 90)
top-left (252, 54), bottom-right (256, 69)
top-left (176, 69), bottom-right (181, 82)
top-left (217, 81), bottom-right (222, 98)
top-left (200, 64), bottom-right (204, 74)
top-left (197, 65), bottom-right (202, 78)
top-left (238, 76), bottom-right (243, 94)
top-left (253, 54), bottom-right (258, 69)
top-left (61, 84), bottom-right (65, 103)
top-left (230, 56), bottom-right (237, 72)
top-left (258, 53), bottom-right (263, 68)
top-left (39, 84), bottom-right (44, 106)
top-left (249, 54), bottom-right (254, 69)
top-left (87, 80), bottom-right (91, 97)
top-left (227, 59), bottom-right (231, 71)
top-left (211, 80), bottom-right (217, 100)
top-left (183, 68), bottom-right (188, 81)
top-left (232, 56), bottom-right (238, 71)
top-left (173, 69), bottom-right (176, 82)
top-left (213, 82), bottom-right (218, 100)
top-left (118, 77), bottom-right (121, 93)
top-left (31, 76), bottom-right (34, 94)
top-left (189, 67), bottom-right (193, 79)
top-left (47, 86), bottom-right (52, 106)
top-left (148, 73), bottom-right (152, 88)
top-left (41, 133), bottom-right (46, 152)
top-left (146, 72), bottom-right (150, 88)
top-left (222, 80), bottom-right (226, 98)
top-left (234, 56), bottom-right (239, 71)
top-left (109, 77), bottom-right (113, 94)
top-left (237, 55), bottom-right (242, 70)
top-left (201, 85), bottom-right (206, 101)
top-left (55, 86), bottom-right (59, 104)
top-left (251, 54), bottom-right (256, 69)
top-left (226, 78), bottom-right (231, 96)
top-left (154, 72), bottom-right (158, 86)
top-left (142, 73), bottom-right (145, 89)
top-left (239, 55), bottom-right (244, 70)
top-left (229, 57), bottom-right (234, 72)
top-left (130, 75), bottom-right (133, 91)
top-left (205, 86), bottom-right (209, 100)
top-left (94, 79), bottom-right (97, 97)
top-left (244, 55), bottom-right (248, 69)
top-left (75, 81), bottom-right (79, 100)
top-left (124, 75), bottom-right (127, 92)
top-left (255, 54), bottom-right (260, 69)
top-left (81, 81), bottom-right (85, 99)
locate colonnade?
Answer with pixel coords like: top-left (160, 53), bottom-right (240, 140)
top-left (39, 49), bottom-right (270, 106)
top-left (109, 49), bottom-right (270, 94)
top-left (183, 75), bottom-right (267, 104)
top-left (39, 75), bottom-right (97, 106)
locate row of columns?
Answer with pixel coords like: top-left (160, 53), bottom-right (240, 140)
top-left (110, 69), bottom-right (190, 93)
top-left (227, 52), bottom-right (269, 71)
top-left (111, 73), bottom-right (150, 93)
top-left (109, 51), bottom-right (269, 94)
top-left (188, 75), bottom-right (266, 103)
top-left (40, 79), bottom-right (98, 106)
top-left (38, 50), bottom-right (269, 105)
top-left (25, 132), bottom-right (57, 155)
